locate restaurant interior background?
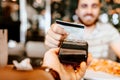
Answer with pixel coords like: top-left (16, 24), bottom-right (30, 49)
top-left (0, 0), bottom-right (120, 64)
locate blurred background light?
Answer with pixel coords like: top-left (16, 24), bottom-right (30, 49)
top-left (99, 13), bottom-right (109, 23)
top-left (112, 13), bottom-right (119, 19)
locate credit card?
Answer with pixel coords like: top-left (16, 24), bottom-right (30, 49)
top-left (56, 20), bottom-right (85, 41)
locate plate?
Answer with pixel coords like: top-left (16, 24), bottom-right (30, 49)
top-left (88, 59), bottom-right (120, 76)
top-left (84, 70), bottom-right (120, 80)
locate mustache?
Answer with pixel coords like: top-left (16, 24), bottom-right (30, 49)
top-left (84, 14), bottom-right (94, 17)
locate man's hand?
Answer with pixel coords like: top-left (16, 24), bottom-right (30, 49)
top-left (45, 23), bottom-right (68, 48)
top-left (42, 48), bottom-right (92, 80)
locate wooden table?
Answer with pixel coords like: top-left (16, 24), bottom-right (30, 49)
top-left (0, 65), bottom-right (54, 80)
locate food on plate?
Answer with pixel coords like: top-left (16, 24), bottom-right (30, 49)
top-left (88, 59), bottom-right (120, 76)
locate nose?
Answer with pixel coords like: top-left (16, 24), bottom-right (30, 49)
top-left (87, 7), bottom-right (92, 14)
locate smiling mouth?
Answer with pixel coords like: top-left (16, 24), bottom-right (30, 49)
top-left (84, 16), bottom-right (94, 20)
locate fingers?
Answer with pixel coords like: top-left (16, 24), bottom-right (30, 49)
top-left (65, 65), bottom-right (76, 80)
top-left (75, 62), bottom-right (87, 80)
top-left (45, 23), bottom-right (68, 48)
top-left (45, 34), bottom-right (61, 48)
top-left (48, 48), bottom-right (60, 55)
top-left (75, 53), bottom-right (92, 80)
top-left (49, 24), bottom-right (68, 41)
top-left (87, 53), bottom-right (93, 66)
top-left (42, 48), bottom-right (61, 72)
top-left (48, 28), bottom-right (63, 41)
top-left (51, 24), bottom-right (67, 35)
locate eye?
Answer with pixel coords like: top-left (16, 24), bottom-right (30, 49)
top-left (81, 4), bottom-right (87, 8)
top-left (92, 4), bottom-right (99, 8)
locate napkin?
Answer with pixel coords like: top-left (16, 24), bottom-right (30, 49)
top-left (13, 58), bottom-right (33, 70)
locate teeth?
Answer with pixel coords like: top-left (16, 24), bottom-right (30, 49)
top-left (85, 16), bottom-right (93, 19)
top-left (86, 16), bottom-right (92, 17)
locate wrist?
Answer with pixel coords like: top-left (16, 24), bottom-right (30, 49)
top-left (39, 66), bottom-right (61, 80)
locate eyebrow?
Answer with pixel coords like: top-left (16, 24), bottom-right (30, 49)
top-left (80, 2), bottom-right (100, 7)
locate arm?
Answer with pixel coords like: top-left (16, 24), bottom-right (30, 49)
top-left (13, 48), bottom-right (92, 80)
top-left (109, 26), bottom-right (120, 59)
top-left (110, 41), bottom-right (120, 59)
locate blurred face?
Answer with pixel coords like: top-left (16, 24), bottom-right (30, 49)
top-left (76, 0), bottom-right (101, 26)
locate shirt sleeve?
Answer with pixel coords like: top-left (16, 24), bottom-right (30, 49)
top-left (109, 26), bottom-right (120, 43)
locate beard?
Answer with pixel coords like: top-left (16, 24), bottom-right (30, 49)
top-left (78, 14), bottom-right (99, 27)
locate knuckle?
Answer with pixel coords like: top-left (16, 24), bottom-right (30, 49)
top-left (51, 24), bottom-right (58, 32)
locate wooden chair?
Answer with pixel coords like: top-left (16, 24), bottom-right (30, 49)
top-left (0, 29), bottom-right (8, 66)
